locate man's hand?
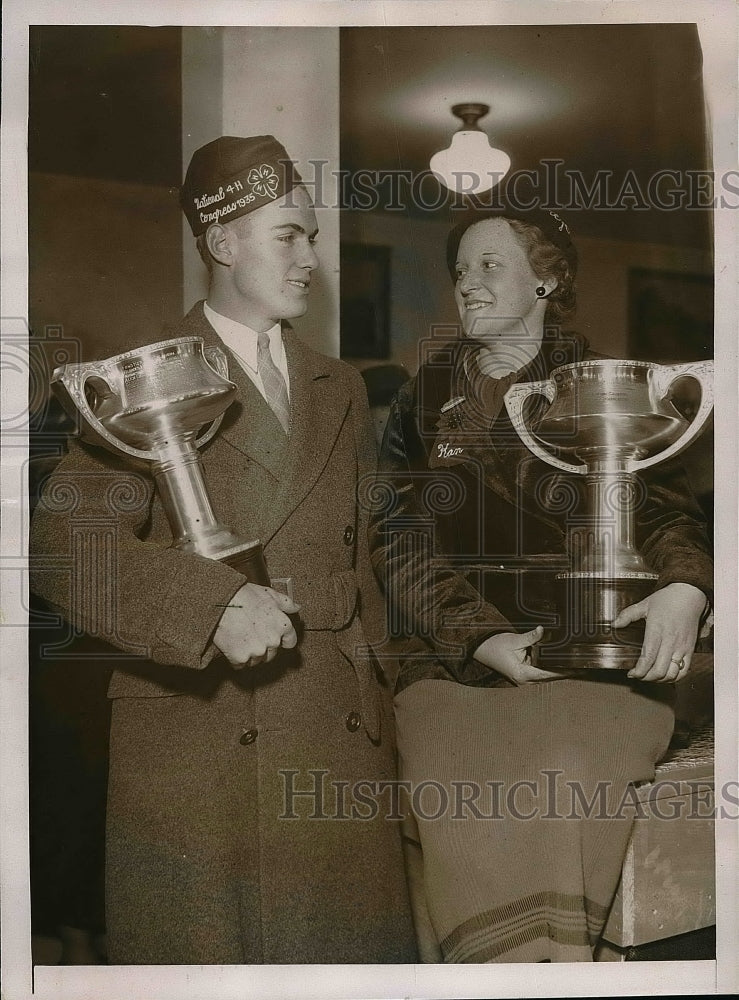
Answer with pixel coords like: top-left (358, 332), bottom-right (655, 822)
top-left (613, 582), bottom-right (708, 683)
top-left (473, 625), bottom-right (569, 686)
top-left (213, 583), bottom-right (300, 668)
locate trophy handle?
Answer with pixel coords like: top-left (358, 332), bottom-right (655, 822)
top-left (629, 360), bottom-right (714, 472)
top-left (504, 381), bottom-right (587, 475)
top-left (194, 346), bottom-right (230, 449)
top-left (53, 364), bottom-right (156, 462)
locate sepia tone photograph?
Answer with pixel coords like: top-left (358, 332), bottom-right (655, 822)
top-left (1, 2), bottom-right (737, 998)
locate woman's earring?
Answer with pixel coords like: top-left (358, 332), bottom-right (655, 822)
top-left (535, 286), bottom-right (547, 297)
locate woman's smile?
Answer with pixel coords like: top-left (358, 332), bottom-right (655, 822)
top-left (463, 297), bottom-right (496, 311)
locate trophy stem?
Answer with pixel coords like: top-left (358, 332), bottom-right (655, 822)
top-left (152, 441), bottom-right (221, 545)
top-left (574, 470), bottom-right (650, 575)
top-left (151, 440), bottom-right (269, 585)
top-left (537, 468), bottom-right (658, 670)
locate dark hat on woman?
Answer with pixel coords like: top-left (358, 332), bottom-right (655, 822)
top-left (446, 202), bottom-right (577, 283)
top-left (181, 135), bottom-right (302, 236)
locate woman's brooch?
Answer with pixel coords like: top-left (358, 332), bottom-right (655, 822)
top-left (438, 395), bottom-right (466, 430)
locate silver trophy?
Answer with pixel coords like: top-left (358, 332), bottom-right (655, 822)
top-left (51, 336), bottom-right (270, 585)
top-left (504, 359), bottom-right (713, 669)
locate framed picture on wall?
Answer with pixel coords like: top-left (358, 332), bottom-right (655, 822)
top-left (628, 268), bottom-right (714, 363)
top-left (340, 243), bottom-right (391, 359)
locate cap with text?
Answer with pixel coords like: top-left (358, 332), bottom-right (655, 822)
top-left (181, 135), bottom-right (302, 236)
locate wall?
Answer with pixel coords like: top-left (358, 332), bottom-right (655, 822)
top-left (181, 27), bottom-right (340, 356)
top-left (576, 237), bottom-right (713, 359)
top-left (29, 172), bottom-right (183, 373)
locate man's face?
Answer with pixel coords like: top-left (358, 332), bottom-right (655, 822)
top-left (453, 218), bottom-right (544, 344)
top-left (228, 185), bottom-right (319, 331)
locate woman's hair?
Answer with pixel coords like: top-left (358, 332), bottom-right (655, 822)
top-left (446, 209), bottom-right (578, 326)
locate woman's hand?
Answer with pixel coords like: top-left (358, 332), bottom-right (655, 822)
top-left (613, 582), bottom-right (708, 683)
top-left (473, 625), bottom-right (568, 686)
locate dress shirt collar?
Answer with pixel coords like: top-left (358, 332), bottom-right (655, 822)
top-left (203, 300), bottom-right (282, 373)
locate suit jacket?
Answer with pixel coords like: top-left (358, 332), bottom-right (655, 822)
top-left (370, 333), bottom-right (714, 692)
top-left (30, 301), bottom-right (417, 964)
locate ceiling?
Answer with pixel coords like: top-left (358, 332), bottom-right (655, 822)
top-left (340, 23), bottom-right (712, 247)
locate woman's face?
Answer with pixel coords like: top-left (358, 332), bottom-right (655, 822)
top-left (453, 218), bottom-right (547, 346)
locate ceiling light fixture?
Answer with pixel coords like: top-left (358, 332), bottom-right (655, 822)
top-left (430, 103), bottom-right (511, 195)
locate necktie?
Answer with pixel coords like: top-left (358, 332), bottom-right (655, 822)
top-left (257, 331), bottom-right (291, 435)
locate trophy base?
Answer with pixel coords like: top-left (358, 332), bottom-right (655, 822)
top-left (218, 541), bottom-right (271, 588)
top-left (172, 531), bottom-right (271, 587)
top-left (535, 572), bottom-right (655, 671)
top-left (535, 630), bottom-right (646, 671)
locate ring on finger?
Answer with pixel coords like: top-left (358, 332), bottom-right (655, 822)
top-left (670, 655), bottom-right (686, 669)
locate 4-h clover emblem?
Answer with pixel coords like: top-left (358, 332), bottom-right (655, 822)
top-left (248, 164), bottom-right (280, 199)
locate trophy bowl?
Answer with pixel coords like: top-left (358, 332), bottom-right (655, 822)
top-left (52, 336), bottom-right (270, 585)
top-left (72, 337), bottom-right (237, 451)
top-left (531, 360), bottom-right (689, 463)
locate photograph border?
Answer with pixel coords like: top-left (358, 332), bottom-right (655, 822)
top-left (2, 2), bottom-right (737, 999)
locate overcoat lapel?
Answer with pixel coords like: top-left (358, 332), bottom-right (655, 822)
top-left (261, 328), bottom-right (351, 545)
top-left (189, 307), bottom-right (288, 482)
top-left (215, 356), bottom-right (289, 481)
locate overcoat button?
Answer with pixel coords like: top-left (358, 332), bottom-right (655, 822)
top-left (345, 711), bottom-right (361, 732)
top-left (239, 728), bottom-right (258, 745)
top-left (343, 525), bottom-right (355, 545)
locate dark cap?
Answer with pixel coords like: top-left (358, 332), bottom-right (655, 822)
top-left (181, 135), bottom-right (302, 236)
top-left (446, 202), bottom-right (576, 282)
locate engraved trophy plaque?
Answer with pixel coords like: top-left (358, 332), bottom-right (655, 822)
top-left (51, 336), bottom-right (270, 585)
top-left (504, 359), bottom-right (713, 669)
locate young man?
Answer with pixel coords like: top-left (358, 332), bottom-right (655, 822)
top-left (30, 135), bottom-right (416, 965)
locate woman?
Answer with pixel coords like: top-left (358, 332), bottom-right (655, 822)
top-left (370, 206), bottom-right (712, 962)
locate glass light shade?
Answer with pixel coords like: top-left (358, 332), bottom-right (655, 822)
top-left (429, 130), bottom-right (511, 194)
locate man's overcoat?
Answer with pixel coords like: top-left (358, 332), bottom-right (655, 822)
top-left (31, 302), bottom-right (417, 964)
